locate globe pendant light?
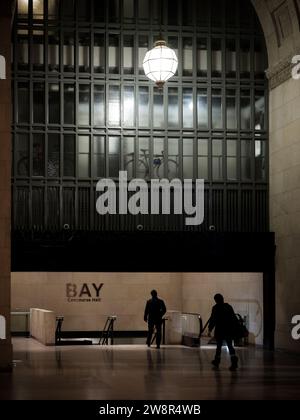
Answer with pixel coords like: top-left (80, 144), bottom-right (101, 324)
top-left (143, 39), bottom-right (178, 89)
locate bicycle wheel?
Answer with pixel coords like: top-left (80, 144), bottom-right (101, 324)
top-left (124, 159), bottom-right (135, 179)
top-left (124, 159), bottom-right (149, 179)
top-left (136, 159), bottom-right (149, 179)
top-left (157, 159), bottom-right (179, 180)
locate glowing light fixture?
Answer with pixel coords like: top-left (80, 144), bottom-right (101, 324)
top-left (143, 40), bottom-right (178, 89)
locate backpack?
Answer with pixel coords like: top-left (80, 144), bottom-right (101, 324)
top-left (233, 314), bottom-right (249, 339)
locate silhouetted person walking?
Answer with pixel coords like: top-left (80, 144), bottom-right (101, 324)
top-left (144, 290), bottom-right (166, 349)
top-left (208, 294), bottom-right (239, 371)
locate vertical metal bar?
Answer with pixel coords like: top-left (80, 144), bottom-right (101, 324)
top-left (11, 0), bottom-right (269, 235)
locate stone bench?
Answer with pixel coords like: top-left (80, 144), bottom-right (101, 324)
top-left (30, 308), bottom-right (56, 346)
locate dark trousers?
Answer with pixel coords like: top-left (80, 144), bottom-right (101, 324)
top-left (215, 337), bottom-right (236, 358)
top-left (147, 320), bottom-right (162, 347)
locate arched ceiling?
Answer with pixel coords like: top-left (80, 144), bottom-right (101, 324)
top-left (252, 0), bottom-right (300, 88)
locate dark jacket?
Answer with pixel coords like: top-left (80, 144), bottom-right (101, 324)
top-left (208, 303), bottom-right (237, 339)
top-left (144, 297), bottom-right (167, 323)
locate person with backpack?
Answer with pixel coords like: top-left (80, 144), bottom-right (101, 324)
top-left (208, 293), bottom-right (239, 371)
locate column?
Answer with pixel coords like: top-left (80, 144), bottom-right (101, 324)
top-left (0, 0), bottom-right (13, 371)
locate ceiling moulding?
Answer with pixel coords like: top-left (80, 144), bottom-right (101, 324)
top-left (266, 47), bottom-right (300, 89)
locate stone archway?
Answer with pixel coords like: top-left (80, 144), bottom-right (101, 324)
top-left (252, 0), bottom-right (300, 84)
top-left (1, 2), bottom-right (300, 373)
top-left (252, 0), bottom-right (300, 351)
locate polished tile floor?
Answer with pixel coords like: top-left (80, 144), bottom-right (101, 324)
top-left (0, 338), bottom-right (300, 400)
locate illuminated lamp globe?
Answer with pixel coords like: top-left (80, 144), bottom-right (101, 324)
top-left (143, 40), bottom-right (178, 89)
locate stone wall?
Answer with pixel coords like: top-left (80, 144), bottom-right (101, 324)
top-left (11, 273), bottom-right (183, 332)
top-left (11, 272), bottom-right (263, 345)
top-left (3, 0), bottom-right (300, 360)
top-left (0, 0), bottom-right (12, 371)
top-left (270, 76), bottom-right (300, 351)
top-left (253, 0), bottom-right (300, 352)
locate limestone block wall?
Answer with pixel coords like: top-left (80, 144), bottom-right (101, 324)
top-left (0, 0), bottom-right (12, 371)
top-left (11, 272), bottom-right (263, 345)
top-left (270, 76), bottom-right (300, 351)
top-left (11, 272), bottom-right (182, 332)
top-left (252, 0), bottom-right (300, 352)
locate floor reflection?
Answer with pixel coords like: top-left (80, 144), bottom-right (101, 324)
top-left (0, 338), bottom-right (299, 400)
top-left (144, 349), bottom-right (166, 398)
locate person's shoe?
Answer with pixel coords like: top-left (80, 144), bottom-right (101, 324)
top-left (156, 345), bottom-right (160, 349)
top-left (211, 357), bottom-right (220, 368)
top-left (229, 355), bottom-right (238, 371)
